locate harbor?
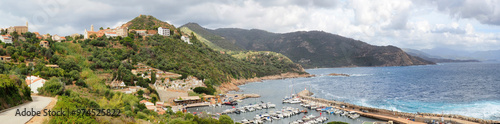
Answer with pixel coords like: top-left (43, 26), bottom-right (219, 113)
top-left (297, 89), bottom-right (498, 124)
top-left (186, 63), bottom-right (500, 124)
top-left (187, 81), bottom-right (382, 124)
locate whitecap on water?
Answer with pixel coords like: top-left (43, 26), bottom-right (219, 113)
top-left (438, 101), bottom-right (500, 120)
top-left (350, 74), bottom-right (373, 77)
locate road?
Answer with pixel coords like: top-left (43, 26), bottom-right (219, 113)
top-left (0, 96), bottom-right (53, 124)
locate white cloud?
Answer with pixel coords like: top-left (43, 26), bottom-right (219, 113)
top-left (0, 0), bottom-right (499, 51)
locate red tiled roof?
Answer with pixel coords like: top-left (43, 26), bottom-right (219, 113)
top-left (26, 77), bottom-right (46, 85)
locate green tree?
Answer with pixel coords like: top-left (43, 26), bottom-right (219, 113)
top-left (11, 53), bottom-right (18, 62)
top-left (219, 115), bottom-right (233, 124)
top-left (327, 121), bottom-right (349, 124)
top-left (6, 46), bottom-right (15, 55)
top-left (58, 57), bottom-right (81, 72)
top-left (38, 77), bottom-right (64, 96)
top-left (99, 27), bottom-right (104, 30)
top-left (150, 71), bottom-right (156, 84)
top-left (137, 89), bottom-right (144, 96)
top-left (0, 29), bottom-right (5, 35)
top-left (18, 56), bottom-right (25, 62)
top-left (0, 49), bottom-right (5, 56)
top-left (150, 93), bottom-right (158, 103)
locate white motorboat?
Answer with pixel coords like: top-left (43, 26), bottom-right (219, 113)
top-left (253, 119), bottom-right (263, 124)
top-left (240, 118), bottom-right (250, 123)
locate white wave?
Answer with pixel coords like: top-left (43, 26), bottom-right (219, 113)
top-left (437, 101), bottom-right (500, 121)
top-left (350, 74), bottom-right (373, 77)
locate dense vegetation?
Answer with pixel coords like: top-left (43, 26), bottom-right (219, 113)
top-left (124, 15), bottom-right (176, 31)
top-left (181, 23), bottom-right (243, 51)
top-left (0, 74), bottom-right (31, 110)
top-left (37, 77), bottom-right (65, 96)
top-left (134, 34), bottom-right (305, 85)
top-left (0, 15), bottom-right (311, 123)
top-left (327, 121), bottom-right (349, 124)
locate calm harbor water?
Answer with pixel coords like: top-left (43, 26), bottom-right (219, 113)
top-left (188, 62), bottom-right (500, 123)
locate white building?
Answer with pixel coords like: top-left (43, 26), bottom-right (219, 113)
top-left (158, 27), bottom-right (170, 36)
top-left (25, 76), bottom-right (47, 93)
top-left (52, 34), bottom-right (65, 42)
top-left (181, 35), bottom-right (192, 44)
top-left (0, 35), bottom-right (12, 44)
top-left (104, 32), bottom-right (118, 38)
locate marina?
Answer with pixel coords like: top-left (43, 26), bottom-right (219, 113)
top-left (187, 82), bottom-right (382, 124)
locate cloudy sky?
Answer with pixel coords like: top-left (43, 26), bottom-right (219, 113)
top-left (1, 0), bottom-right (499, 51)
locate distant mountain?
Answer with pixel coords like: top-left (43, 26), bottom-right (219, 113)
top-left (403, 48), bottom-right (480, 63)
top-left (420, 48), bottom-right (500, 61)
top-left (181, 23), bottom-right (434, 68)
top-left (469, 50), bottom-right (500, 61)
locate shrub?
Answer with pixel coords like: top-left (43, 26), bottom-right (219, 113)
top-left (327, 121), bottom-right (349, 124)
top-left (38, 77), bottom-right (64, 96)
top-left (193, 87), bottom-right (214, 95)
top-left (219, 115), bottom-right (233, 124)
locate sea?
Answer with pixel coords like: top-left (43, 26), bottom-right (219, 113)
top-left (188, 62), bottom-right (500, 123)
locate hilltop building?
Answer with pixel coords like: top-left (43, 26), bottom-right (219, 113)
top-left (0, 35), bottom-right (12, 44)
top-left (52, 34), bottom-right (66, 42)
top-left (158, 27), bottom-right (170, 36)
top-left (25, 76), bottom-right (47, 93)
top-left (181, 35), bottom-right (192, 44)
top-left (84, 24), bottom-right (128, 39)
top-left (41, 34), bottom-right (51, 40)
top-left (33, 32), bottom-right (42, 39)
top-left (130, 29), bottom-right (156, 36)
top-left (7, 22), bottom-right (28, 35)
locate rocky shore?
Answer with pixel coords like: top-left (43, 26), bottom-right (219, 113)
top-left (328, 73), bottom-right (350, 77)
top-left (218, 72), bottom-right (314, 93)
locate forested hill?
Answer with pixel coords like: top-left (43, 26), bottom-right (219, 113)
top-left (182, 23), bottom-right (434, 68)
top-left (180, 23), bottom-right (243, 51)
top-left (120, 16), bottom-right (306, 85)
top-left (121, 15), bottom-right (176, 30)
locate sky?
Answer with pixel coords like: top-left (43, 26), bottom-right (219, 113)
top-left (1, 0), bottom-right (500, 51)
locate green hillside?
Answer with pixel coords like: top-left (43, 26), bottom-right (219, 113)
top-left (180, 23), bottom-right (306, 72)
top-left (180, 23), bottom-right (243, 51)
top-left (201, 26), bottom-right (435, 68)
top-left (0, 15), bottom-right (307, 123)
top-left (122, 15), bottom-right (176, 31)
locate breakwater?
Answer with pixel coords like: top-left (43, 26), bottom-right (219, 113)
top-left (297, 89), bottom-right (498, 124)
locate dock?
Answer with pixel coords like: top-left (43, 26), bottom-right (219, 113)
top-left (226, 93), bottom-right (260, 100)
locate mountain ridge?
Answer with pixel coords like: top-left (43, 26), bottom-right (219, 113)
top-left (403, 48), bottom-right (480, 63)
top-left (182, 23), bottom-right (435, 68)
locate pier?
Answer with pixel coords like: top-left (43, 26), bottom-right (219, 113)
top-left (226, 93), bottom-right (261, 100)
top-left (297, 89), bottom-right (495, 124)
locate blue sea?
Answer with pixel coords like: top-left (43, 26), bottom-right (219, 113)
top-left (299, 62), bottom-right (500, 121)
top-left (188, 62), bottom-right (500, 123)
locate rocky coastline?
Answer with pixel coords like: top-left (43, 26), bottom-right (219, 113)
top-left (218, 72), bottom-right (314, 93)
